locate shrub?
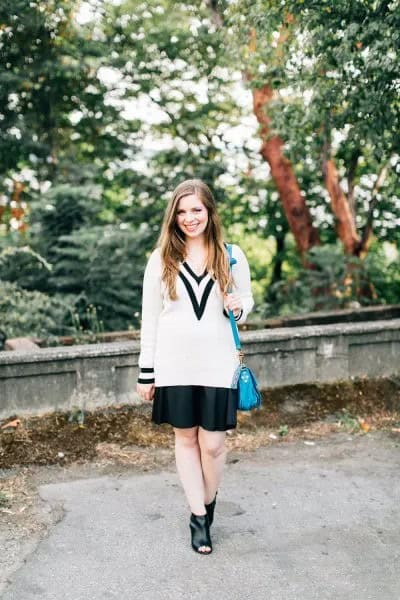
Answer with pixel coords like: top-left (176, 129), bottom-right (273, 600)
top-left (0, 245), bottom-right (52, 291)
top-left (267, 242), bottom-right (400, 316)
top-left (0, 281), bottom-right (73, 340)
top-left (51, 225), bottom-right (152, 330)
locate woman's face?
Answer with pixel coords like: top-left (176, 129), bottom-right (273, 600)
top-left (175, 193), bottom-right (208, 239)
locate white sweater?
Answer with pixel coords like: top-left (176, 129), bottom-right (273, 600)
top-left (138, 244), bottom-right (254, 389)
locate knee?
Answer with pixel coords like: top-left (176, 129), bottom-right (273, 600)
top-left (174, 428), bottom-right (199, 450)
top-left (202, 442), bottom-right (226, 460)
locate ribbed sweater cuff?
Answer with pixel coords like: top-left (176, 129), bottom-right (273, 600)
top-left (138, 367), bottom-right (155, 384)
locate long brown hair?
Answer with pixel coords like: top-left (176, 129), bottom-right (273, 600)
top-left (156, 179), bottom-right (231, 300)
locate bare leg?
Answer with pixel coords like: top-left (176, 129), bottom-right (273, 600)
top-left (174, 427), bottom-right (205, 514)
top-left (198, 427), bottom-right (227, 505)
top-left (174, 426), bottom-right (211, 553)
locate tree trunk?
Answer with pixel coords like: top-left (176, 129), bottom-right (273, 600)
top-left (206, 11), bottom-right (319, 255)
top-left (253, 85), bottom-right (320, 254)
top-left (266, 231), bottom-right (286, 305)
top-left (357, 163), bottom-right (389, 257)
top-left (271, 231), bottom-right (285, 285)
top-left (324, 159), bottom-right (360, 254)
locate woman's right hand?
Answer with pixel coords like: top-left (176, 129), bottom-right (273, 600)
top-left (136, 382), bottom-right (155, 402)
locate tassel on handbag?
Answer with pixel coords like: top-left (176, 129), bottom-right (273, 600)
top-left (226, 244), bottom-right (262, 411)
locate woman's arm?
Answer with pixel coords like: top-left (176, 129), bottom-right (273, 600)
top-left (137, 248), bottom-right (163, 397)
top-left (227, 244), bottom-right (254, 324)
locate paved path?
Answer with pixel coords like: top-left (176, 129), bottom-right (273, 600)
top-left (2, 432), bottom-right (399, 600)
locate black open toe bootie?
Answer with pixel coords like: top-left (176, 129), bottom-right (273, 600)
top-left (190, 513), bottom-right (212, 555)
top-left (205, 491), bottom-right (218, 527)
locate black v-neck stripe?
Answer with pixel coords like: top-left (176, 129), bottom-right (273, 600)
top-left (178, 271), bottom-right (215, 320)
top-left (182, 261), bottom-right (208, 284)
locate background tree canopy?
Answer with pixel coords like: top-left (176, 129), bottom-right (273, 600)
top-left (0, 0), bottom-right (399, 340)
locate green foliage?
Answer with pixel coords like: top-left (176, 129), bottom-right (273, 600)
top-left (278, 245), bottom-right (352, 313)
top-left (1, 0), bottom-right (399, 341)
top-left (0, 245), bottom-right (52, 290)
top-left (0, 0), bottom-right (126, 176)
top-left (266, 240), bottom-right (400, 316)
top-left (0, 0), bottom-right (130, 235)
top-left (29, 184), bottom-right (103, 261)
top-left (226, 0), bottom-right (400, 244)
top-left (227, 224), bottom-right (276, 310)
top-left (69, 305), bottom-right (105, 344)
top-left (363, 242), bottom-right (400, 305)
top-left (335, 409), bottom-right (361, 433)
top-left (278, 424), bottom-right (289, 437)
top-left (0, 280), bottom-right (73, 339)
top-left (68, 407), bottom-right (85, 426)
top-left (96, 0), bottom-right (259, 233)
top-left (0, 492), bottom-right (10, 508)
top-left (51, 225), bottom-right (153, 330)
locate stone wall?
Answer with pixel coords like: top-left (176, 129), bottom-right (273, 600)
top-left (1, 319), bottom-right (399, 418)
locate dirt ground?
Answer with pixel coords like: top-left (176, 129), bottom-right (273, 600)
top-left (1, 377), bottom-right (400, 470)
top-left (1, 377), bottom-right (400, 591)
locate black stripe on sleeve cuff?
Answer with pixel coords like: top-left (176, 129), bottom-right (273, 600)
top-left (138, 367), bottom-right (154, 384)
top-left (138, 377), bottom-right (155, 384)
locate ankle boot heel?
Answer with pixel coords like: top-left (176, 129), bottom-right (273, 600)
top-left (205, 491), bottom-right (218, 527)
top-left (189, 513), bottom-right (212, 555)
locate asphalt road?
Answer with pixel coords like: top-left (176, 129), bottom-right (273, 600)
top-left (2, 431), bottom-right (399, 600)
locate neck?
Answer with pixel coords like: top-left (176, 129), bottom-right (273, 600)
top-left (185, 237), bottom-right (207, 255)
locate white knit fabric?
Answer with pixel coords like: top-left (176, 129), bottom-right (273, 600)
top-left (138, 244), bottom-right (254, 388)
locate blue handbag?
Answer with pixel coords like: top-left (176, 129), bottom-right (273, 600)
top-left (226, 244), bottom-right (262, 411)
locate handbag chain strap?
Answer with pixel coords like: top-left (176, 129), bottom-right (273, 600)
top-left (226, 243), bottom-right (244, 365)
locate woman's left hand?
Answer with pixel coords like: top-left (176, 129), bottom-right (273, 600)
top-left (224, 293), bottom-right (243, 318)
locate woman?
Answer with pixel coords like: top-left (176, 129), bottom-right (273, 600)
top-left (136, 179), bottom-right (254, 555)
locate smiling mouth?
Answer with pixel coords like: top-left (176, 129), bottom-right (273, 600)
top-left (185, 224), bottom-right (199, 230)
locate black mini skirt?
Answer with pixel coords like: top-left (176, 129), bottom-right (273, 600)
top-left (152, 385), bottom-right (238, 431)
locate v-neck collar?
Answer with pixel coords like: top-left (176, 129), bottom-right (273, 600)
top-left (182, 261), bottom-right (208, 284)
top-left (178, 270), bottom-right (215, 320)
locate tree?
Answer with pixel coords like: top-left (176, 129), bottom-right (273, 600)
top-left (1, 0), bottom-right (399, 337)
top-left (0, 0), bottom-right (130, 231)
top-left (222, 0), bottom-right (400, 255)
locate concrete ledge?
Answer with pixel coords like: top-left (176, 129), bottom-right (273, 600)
top-left (241, 319), bottom-right (400, 387)
top-left (5, 337), bottom-right (41, 352)
top-left (1, 319), bottom-right (400, 418)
